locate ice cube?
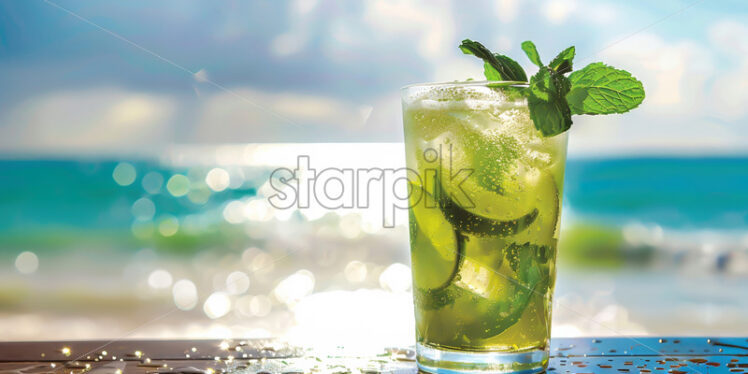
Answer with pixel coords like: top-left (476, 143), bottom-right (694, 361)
top-left (454, 257), bottom-right (517, 300)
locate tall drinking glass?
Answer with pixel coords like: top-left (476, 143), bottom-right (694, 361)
top-left (401, 82), bottom-right (568, 374)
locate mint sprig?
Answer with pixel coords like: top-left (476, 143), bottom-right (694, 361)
top-left (459, 40), bottom-right (527, 82)
top-left (459, 39), bottom-right (645, 137)
top-left (521, 41), bottom-right (574, 136)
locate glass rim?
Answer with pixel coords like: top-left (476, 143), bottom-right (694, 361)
top-left (400, 80), bottom-right (529, 91)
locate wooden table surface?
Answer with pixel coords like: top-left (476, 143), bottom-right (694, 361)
top-left (0, 337), bottom-right (746, 374)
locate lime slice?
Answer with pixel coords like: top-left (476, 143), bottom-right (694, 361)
top-left (464, 244), bottom-right (546, 339)
top-left (434, 174), bottom-right (538, 237)
top-left (508, 171), bottom-right (561, 250)
top-left (436, 132), bottom-right (544, 223)
top-left (458, 172), bottom-right (560, 339)
top-left (409, 185), bottom-right (465, 291)
top-left (419, 243), bottom-right (545, 339)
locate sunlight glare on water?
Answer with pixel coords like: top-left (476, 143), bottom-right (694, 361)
top-left (378, 263), bottom-right (411, 293)
top-left (204, 292), bottom-right (232, 319)
top-left (274, 270), bottom-right (315, 306)
top-left (286, 289), bottom-right (415, 353)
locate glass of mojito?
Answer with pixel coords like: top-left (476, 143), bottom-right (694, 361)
top-left (401, 81), bottom-right (568, 374)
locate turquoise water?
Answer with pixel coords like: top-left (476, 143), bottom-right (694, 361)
top-left (0, 159), bottom-right (263, 251)
top-left (1, 160), bottom-right (257, 228)
top-left (2, 157), bottom-right (748, 251)
top-left (564, 157), bottom-right (748, 230)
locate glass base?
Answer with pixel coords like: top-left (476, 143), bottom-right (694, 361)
top-left (416, 343), bottom-right (548, 374)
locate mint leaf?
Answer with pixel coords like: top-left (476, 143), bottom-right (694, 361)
top-left (528, 68), bottom-right (572, 136)
top-left (549, 46), bottom-right (575, 74)
top-left (482, 54), bottom-right (527, 82)
top-left (567, 62), bottom-right (645, 115)
top-left (460, 39), bottom-right (527, 81)
top-left (521, 41), bottom-right (543, 67)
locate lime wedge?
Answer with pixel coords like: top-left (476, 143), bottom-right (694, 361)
top-left (409, 185), bottom-right (465, 291)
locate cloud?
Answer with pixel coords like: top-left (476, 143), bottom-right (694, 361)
top-left (595, 24), bottom-right (748, 123)
top-left (0, 83), bottom-right (391, 154)
top-left (271, 33), bottom-right (307, 57)
top-left (708, 19), bottom-right (748, 120)
top-left (193, 88), bottom-right (373, 142)
top-left (269, 0), bottom-right (320, 57)
top-left (576, 2), bottom-right (618, 26)
top-left (542, 0), bottom-right (578, 25)
top-left (495, 0), bottom-right (519, 24)
top-left (0, 89), bottom-right (176, 154)
top-left (568, 115), bottom-right (748, 157)
top-left (599, 32), bottom-right (714, 117)
top-left (567, 30), bottom-right (748, 156)
top-left (709, 18), bottom-right (748, 55)
top-left (431, 57), bottom-right (486, 82)
top-left (362, 0), bottom-right (456, 61)
top-left (2, 2), bottom-right (745, 157)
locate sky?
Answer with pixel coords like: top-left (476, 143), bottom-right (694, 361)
top-left (0, 0), bottom-right (747, 157)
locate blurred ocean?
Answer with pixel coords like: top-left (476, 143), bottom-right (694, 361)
top-left (564, 157), bottom-right (748, 231)
top-left (3, 156), bottom-right (748, 244)
top-left (2, 152), bottom-right (748, 342)
top-left (1, 159), bottom-right (265, 251)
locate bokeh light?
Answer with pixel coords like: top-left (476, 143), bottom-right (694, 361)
top-left (205, 168), bottom-right (231, 192)
top-left (187, 185), bottom-right (211, 205)
top-left (141, 171), bottom-right (164, 194)
top-left (274, 270), bottom-right (315, 306)
top-left (112, 162), bottom-right (136, 186)
top-left (249, 252), bottom-right (275, 275)
top-left (147, 269), bottom-right (173, 289)
top-left (15, 251), bottom-right (39, 274)
top-left (172, 279), bottom-right (198, 311)
top-left (225, 271), bottom-right (250, 295)
top-left (203, 292), bottom-right (232, 319)
top-left (157, 215), bottom-right (179, 237)
top-left (378, 263), bottom-right (411, 293)
top-left (131, 197), bottom-right (156, 220)
top-left (222, 200), bottom-right (245, 224)
top-left (244, 199), bottom-right (273, 222)
top-left (344, 260), bottom-right (368, 283)
top-left (235, 294), bottom-right (273, 318)
top-left (166, 174), bottom-right (190, 197)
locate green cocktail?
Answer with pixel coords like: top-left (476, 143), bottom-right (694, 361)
top-left (402, 82), bottom-right (568, 373)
